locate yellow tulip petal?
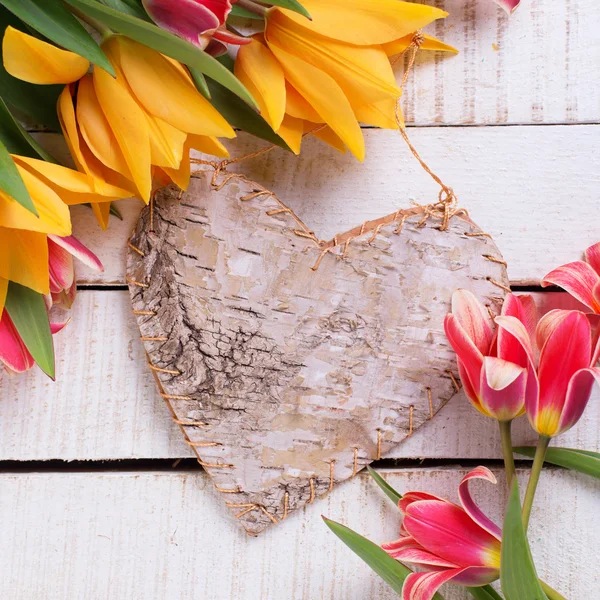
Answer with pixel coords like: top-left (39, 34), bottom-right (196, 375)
top-left (273, 0), bottom-right (447, 45)
top-left (267, 10), bottom-right (401, 107)
top-left (269, 43), bottom-right (365, 161)
top-left (383, 33), bottom-right (458, 57)
top-left (93, 65), bottom-right (152, 202)
top-left (0, 167), bottom-right (71, 236)
top-left (2, 26), bottom-right (89, 84)
top-left (310, 124), bottom-right (347, 154)
top-left (354, 96), bottom-right (401, 129)
top-left (235, 39), bottom-right (286, 131)
top-left (285, 83), bottom-right (322, 122)
top-left (158, 141), bottom-right (191, 190)
top-left (276, 115), bottom-right (304, 155)
top-left (76, 74), bottom-right (133, 179)
top-left (114, 37), bottom-right (235, 139)
top-left (58, 85), bottom-right (92, 174)
top-left (91, 202), bottom-right (111, 231)
top-left (188, 135), bottom-right (230, 158)
top-left (0, 277), bottom-right (7, 319)
top-left (145, 115), bottom-right (186, 169)
top-left (0, 228), bottom-right (49, 294)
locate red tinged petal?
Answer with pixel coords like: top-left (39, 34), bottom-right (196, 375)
top-left (391, 546), bottom-right (459, 568)
top-left (555, 367), bottom-right (600, 436)
top-left (451, 290), bottom-right (494, 354)
top-left (495, 313), bottom-right (534, 367)
top-left (399, 491), bottom-right (446, 513)
top-left (535, 309), bottom-right (571, 353)
top-left (48, 235), bottom-right (103, 273)
top-left (480, 357), bottom-right (526, 421)
top-left (457, 467), bottom-right (502, 540)
top-left (457, 359), bottom-right (484, 411)
top-left (213, 27), bottom-right (252, 46)
top-left (402, 567), bottom-right (498, 600)
top-left (493, 0), bottom-right (521, 14)
top-left (542, 261), bottom-right (600, 313)
top-left (403, 500), bottom-right (502, 568)
top-left (0, 310), bottom-right (35, 373)
top-left (501, 293), bottom-right (537, 347)
top-left (50, 320), bottom-right (69, 335)
top-left (585, 242), bottom-right (600, 275)
top-left (47, 237), bottom-right (75, 293)
top-left (535, 311), bottom-right (592, 436)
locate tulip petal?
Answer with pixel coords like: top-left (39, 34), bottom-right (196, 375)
top-left (2, 26), bottom-right (90, 85)
top-left (493, 0), bottom-right (521, 15)
top-left (535, 309), bottom-right (571, 353)
top-left (354, 96), bottom-right (400, 130)
top-left (0, 309), bottom-right (35, 373)
top-left (48, 237), bottom-right (74, 293)
top-left (502, 293), bottom-right (537, 344)
top-left (451, 290), bottom-right (495, 354)
top-left (383, 33), bottom-right (458, 57)
top-left (158, 140), bottom-right (191, 190)
top-left (535, 311), bottom-right (592, 436)
top-left (275, 0), bottom-right (448, 45)
top-left (235, 39), bottom-right (286, 131)
top-left (458, 467), bottom-right (502, 540)
top-left (114, 37), bottom-right (235, 139)
top-left (390, 545), bottom-right (459, 568)
top-left (267, 10), bottom-right (401, 107)
top-left (0, 228), bottom-right (49, 294)
top-left (268, 43), bottom-right (365, 160)
top-left (457, 358), bottom-right (485, 412)
top-left (403, 500), bottom-right (502, 568)
top-left (285, 83), bottom-right (322, 122)
top-left (0, 277), bottom-right (7, 319)
top-left (542, 261), bottom-right (600, 313)
top-left (276, 114), bottom-right (304, 155)
top-left (188, 135), bottom-right (230, 158)
top-left (556, 367), bottom-right (600, 436)
top-left (311, 124), bottom-right (348, 154)
top-left (585, 242), bottom-right (600, 276)
top-left (402, 567), bottom-right (498, 600)
top-left (48, 234), bottom-right (103, 273)
top-left (480, 357), bottom-right (526, 421)
top-left (398, 491), bottom-right (446, 514)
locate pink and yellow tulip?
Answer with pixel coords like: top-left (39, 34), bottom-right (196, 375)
top-left (444, 290), bottom-right (538, 421)
top-left (542, 242), bottom-right (600, 314)
top-left (527, 309), bottom-right (600, 437)
top-left (493, 0), bottom-right (521, 14)
top-left (383, 467), bottom-right (501, 600)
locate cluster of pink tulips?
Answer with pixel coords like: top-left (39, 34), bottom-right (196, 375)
top-left (327, 242), bottom-right (600, 600)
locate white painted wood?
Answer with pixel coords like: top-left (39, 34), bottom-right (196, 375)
top-left (1, 468), bottom-right (597, 599)
top-left (69, 126), bottom-right (600, 287)
top-left (1, 291), bottom-right (598, 461)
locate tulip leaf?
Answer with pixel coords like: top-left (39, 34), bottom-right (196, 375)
top-left (229, 5), bottom-right (264, 19)
top-left (0, 0), bottom-right (115, 76)
top-left (515, 446), bottom-right (600, 480)
top-left (0, 97), bottom-right (57, 162)
top-left (188, 66), bottom-right (212, 100)
top-left (0, 138), bottom-right (37, 215)
top-left (98, 0), bottom-right (150, 21)
top-left (367, 467), bottom-right (402, 506)
top-left (63, 0), bottom-right (258, 108)
top-left (4, 282), bottom-right (55, 379)
top-left (469, 585), bottom-right (504, 600)
top-left (267, 0), bottom-right (311, 19)
top-left (323, 517), bottom-right (444, 599)
top-left (500, 480), bottom-right (547, 600)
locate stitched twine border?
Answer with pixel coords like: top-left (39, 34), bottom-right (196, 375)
top-left (126, 32), bottom-right (508, 532)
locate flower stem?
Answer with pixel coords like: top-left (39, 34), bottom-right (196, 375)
top-left (69, 5), bottom-right (112, 37)
top-left (236, 0), bottom-right (268, 17)
top-left (540, 580), bottom-right (567, 600)
top-left (522, 435), bottom-right (550, 531)
top-left (498, 420), bottom-right (516, 488)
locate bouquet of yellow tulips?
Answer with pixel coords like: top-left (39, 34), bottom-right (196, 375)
top-left (0, 0), bottom-right (458, 380)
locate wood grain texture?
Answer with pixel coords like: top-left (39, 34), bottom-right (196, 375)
top-left (71, 126), bottom-right (600, 287)
top-left (1, 468), bottom-right (597, 599)
top-left (2, 291), bottom-right (598, 462)
top-left (126, 172), bottom-right (507, 533)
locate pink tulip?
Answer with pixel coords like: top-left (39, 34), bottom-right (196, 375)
top-left (444, 290), bottom-right (538, 421)
top-left (542, 242), bottom-right (600, 314)
top-left (527, 309), bottom-right (600, 437)
top-left (383, 467), bottom-right (501, 600)
top-left (48, 235), bottom-right (103, 309)
top-left (142, 0), bottom-right (250, 50)
top-left (493, 0), bottom-right (521, 14)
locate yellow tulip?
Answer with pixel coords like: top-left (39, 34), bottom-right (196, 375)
top-left (2, 26), bottom-right (89, 84)
top-left (0, 155), bottom-right (129, 293)
top-left (235, 0), bottom-right (456, 159)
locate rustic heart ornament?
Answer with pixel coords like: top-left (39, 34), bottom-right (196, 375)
top-left (127, 170), bottom-right (508, 535)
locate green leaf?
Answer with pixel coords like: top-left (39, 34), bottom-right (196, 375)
top-left (4, 282), bottom-right (55, 379)
top-left (0, 97), bottom-right (57, 162)
top-left (188, 66), bottom-right (211, 100)
top-left (0, 0), bottom-right (115, 75)
top-left (109, 202), bottom-right (123, 220)
top-left (367, 467), bottom-right (402, 506)
top-left (500, 480), bottom-right (547, 600)
top-left (63, 0), bottom-right (258, 108)
top-left (229, 5), bottom-right (264, 19)
top-left (0, 6), bottom-right (62, 129)
top-left (324, 517), bottom-right (445, 599)
top-left (99, 0), bottom-right (150, 21)
top-left (515, 446), bottom-right (600, 479)
top-left (0, 138), bottom-right (37, 214)
top-left (469, 585), bottom-right (504, 600)
top-left (266, 0), bottom-right (311, 19)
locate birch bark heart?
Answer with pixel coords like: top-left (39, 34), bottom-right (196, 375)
top-left (127, 171), bottom-right (508, 535)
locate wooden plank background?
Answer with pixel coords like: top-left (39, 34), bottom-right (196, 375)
top-left (3, 0), bottom-right (600, 598)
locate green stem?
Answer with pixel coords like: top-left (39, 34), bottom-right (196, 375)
top-left (540, 580), bottom-right (567, 600)
top-left (68, 5), bottom-right (112, 37)
top-left (236, 0), bottom-right (268, 16)
top-left (522, 435), bottom-right (550, 531)
top-left (498, 420), bottom-right (516, 488)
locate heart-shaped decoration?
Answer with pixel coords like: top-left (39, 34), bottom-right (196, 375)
top-left (127, 170), bottom-right (508, 535)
